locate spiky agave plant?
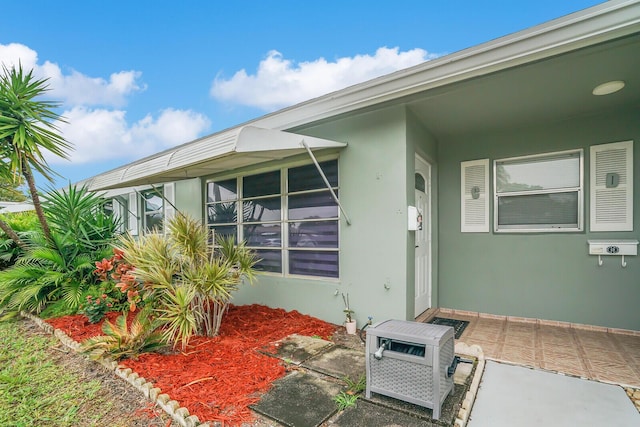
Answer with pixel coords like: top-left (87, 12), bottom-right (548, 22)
top-left (80, 309), bottom-right (164, 360)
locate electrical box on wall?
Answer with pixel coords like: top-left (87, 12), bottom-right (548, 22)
top-left (588, 240), bottom-right (638, 256)
top-left (588, 239), bottom-right (638, 267)
top-left (408, 206), bottom-right (418, 231)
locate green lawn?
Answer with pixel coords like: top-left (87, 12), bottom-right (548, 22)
top-left (0, 320), bottom-right (115, 426)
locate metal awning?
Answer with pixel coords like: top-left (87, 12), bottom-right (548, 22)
top-left (87, 126), bottom-right (347, 191)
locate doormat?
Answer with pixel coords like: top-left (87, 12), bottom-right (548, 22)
top-left (428, 317), bottom-right (469, 339)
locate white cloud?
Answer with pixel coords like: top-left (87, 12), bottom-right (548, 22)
top-left (0, 42), bottom-right (145, 107)
top-left (0, 42), bottom-right (212, 168)
top-left (211, 47), bottom-right (440, 110)
top-left (45, 67), bottom-right (145, 107)
top-left (0, 43), bottom-right (38, 70)
top-left (51, 107), bottom-right (211, 164)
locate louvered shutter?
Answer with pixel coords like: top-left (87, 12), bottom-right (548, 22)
top-left (461, 159), bottom-right (489, 232)
top-left (114, 198), bottom-right (126, 233)
top-left (164, 183), bottom-right (176, 229)
top-left (590, 140), bottom-right (633, 231)
top-left (128, 192), bottom-right (139, 236)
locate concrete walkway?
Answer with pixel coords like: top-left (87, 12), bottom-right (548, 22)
top-left (468, 361), bottom-right (640, 427)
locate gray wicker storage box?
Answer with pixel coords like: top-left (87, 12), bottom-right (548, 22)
top-left (365, 319), bottom-right (455, 420)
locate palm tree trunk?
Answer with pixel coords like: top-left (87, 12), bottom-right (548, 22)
top-left (21, 163), bottom-right (51, 241)
top-left (0, 218), bottom-right (28, 250)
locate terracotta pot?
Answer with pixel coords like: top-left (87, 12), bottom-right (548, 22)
top-left (345, 320), bottom-right (357, 335)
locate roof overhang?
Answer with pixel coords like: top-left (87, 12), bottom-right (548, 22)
top-left (82, 0), bottom-right (640, 192)
top-left (87, 126), bottom-right (347, 191)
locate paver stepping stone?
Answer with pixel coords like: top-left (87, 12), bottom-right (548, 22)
top-left (251, 370), bottom-right (341, 427)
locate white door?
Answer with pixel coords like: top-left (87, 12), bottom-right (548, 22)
top-left (415, 155), bottom-right (432, 316)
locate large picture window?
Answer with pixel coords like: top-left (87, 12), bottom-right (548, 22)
top-left (206, 160), bottom-right (339, 278)
top-left (494, 150), bottom-right (583, 232)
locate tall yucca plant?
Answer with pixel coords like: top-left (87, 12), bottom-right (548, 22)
top-left (0, 64), bottom-right (72, 243)
top-left (42, 184), bottom-right (120, 249)
top-left (118, 214), bottom-right (258, 349)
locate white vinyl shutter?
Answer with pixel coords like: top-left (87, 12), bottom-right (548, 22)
top-left (461, 159), bottom-right (489, 232)
top-left (114, 198), bottom-right (126, 233)
top-left (163, 183), bottom-right (176, 228)
top-left (128, 192), bottom-right (139, 236)
top-left (590, 140), bottom-right (633, 231)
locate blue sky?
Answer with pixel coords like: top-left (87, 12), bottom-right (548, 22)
top-left (0, 0), bottom-right (601, 188)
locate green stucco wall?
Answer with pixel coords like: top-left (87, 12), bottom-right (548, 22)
top-left (232, 106), bottom-right (413, 326)
top-left (437, 109), bottom-right (640, 330)
top-left (175, 178), bottom-right (203, 219)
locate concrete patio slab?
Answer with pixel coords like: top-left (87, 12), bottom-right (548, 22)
top-left (259, 333), bottom-right (333, 365)
top-left (468, 361), bottom-right (640, 427)
top-left (250, 370), bottom-right (341, 427)
top-left (302, 345), bottom-right (366, 381)
top-left (365, 379), bottom-right (469, 426)
top-left (331, 399), bottom-right (432, 427)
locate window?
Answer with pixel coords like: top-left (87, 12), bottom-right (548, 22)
top-left (104, 196), bottom-right (127, 233)
top-left (494, 150), bottom-right (583, 232)
top-left (206, 159), bottom-right (339, 278)
top-left (141, 188), bottom-right (164, 233)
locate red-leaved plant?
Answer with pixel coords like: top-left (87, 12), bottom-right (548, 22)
top-left (94, 248), bottom-right (140, 312)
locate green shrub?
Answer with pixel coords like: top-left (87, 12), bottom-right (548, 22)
top-left (0, 211), bottom-right (40, 269)
top-left (79, 280), bottom-right (127, 324)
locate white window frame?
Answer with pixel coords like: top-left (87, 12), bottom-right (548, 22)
top-left (140, 187), bottom-right (165, 233)
top-left (493, 149), bottom-right (584, 233)
top-left (205, 158), bottom-right (340, 280)
top-left (104, 196), bottom-right (128, 234)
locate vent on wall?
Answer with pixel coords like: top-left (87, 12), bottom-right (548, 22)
top-left (461, 159), bottom-right (489, 233)
top-left (590, 141), bottom-right (633, 232)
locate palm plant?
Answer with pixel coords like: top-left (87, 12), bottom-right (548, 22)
top-left (0, 185), bottom-right (120, 318)
top-left (0, 64), bottom-right (72, 243)
top-left (117, 214), bottom-right (258, 349)
top-left (0, 232), bottom-right (112, 316)
top-left (0, 230), bottom-right (37, 269)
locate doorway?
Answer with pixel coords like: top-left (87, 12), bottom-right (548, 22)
top-left (414, 155), bottom-right (432, 316)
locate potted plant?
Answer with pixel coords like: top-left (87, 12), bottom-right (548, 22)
top-left (342, 293), bottom-right (356, 334)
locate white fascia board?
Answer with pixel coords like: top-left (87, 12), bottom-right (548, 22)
top-left (247, 0), bottom-right (640, 132)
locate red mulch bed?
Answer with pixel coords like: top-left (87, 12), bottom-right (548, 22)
top-left (46, 304), bottom-right (337, 425)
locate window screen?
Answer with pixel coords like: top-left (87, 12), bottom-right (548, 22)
top-left (205, 159), bottom-right (339, 278)
top-left (494, 150), bottom-right (583, 232)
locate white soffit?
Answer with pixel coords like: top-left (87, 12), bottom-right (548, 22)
top-left (89, 126), bottom-right (347, 191)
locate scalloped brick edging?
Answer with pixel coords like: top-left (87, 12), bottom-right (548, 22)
top-left (20, 312), bottom-right (211, 427)
top-left (452, 342), bottom-right (486, 427)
